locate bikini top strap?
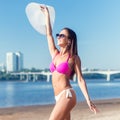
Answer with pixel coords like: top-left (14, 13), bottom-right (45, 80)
top-left (66, 54), bottom-right (70, 62)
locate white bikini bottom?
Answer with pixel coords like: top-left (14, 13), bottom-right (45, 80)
top-left (55, 88), bottom-right (73, 102)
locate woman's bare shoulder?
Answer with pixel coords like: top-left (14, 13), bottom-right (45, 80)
top-left (72, 55), bottom-right (82, 67)
top-left (72, 55), bottom-right (81, 62)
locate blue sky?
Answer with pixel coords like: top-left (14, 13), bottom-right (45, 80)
top-left (0, 0), bottom-right (120, 70)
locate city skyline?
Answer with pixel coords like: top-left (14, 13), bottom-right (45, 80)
top-left (0, 51), bottom-right (119, 71)
top-left (0, 0), bottom-right (120, 70)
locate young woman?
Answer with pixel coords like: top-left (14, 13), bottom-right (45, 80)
top-left (40, 6), bottom-right (98, 120)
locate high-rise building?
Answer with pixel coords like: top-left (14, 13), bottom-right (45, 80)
top-left (6, 52), bottom-right (24, 72)
top-left (6, 52), bottom-right (17, 72)
top-left (15, 52), bottom-right (23, 71)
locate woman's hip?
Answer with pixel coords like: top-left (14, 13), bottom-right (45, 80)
top-left (55, 88), bottom-right (76, 102)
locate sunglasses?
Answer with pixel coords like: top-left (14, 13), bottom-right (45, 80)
top-left (56, 34), bottom-right (69, 39)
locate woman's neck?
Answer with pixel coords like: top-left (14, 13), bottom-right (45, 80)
top-left (59, 47), bottom-right (69, 56)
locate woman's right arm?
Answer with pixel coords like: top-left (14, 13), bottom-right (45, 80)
top-left (40, 6), bottom-right (58, 57)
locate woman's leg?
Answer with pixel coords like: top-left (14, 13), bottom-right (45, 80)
top-left (49, 89), bottom-right (76, 120)
top-left (64, 112), bottom-right (70, 120)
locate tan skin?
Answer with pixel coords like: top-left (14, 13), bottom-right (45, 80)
top-left (40, 6), bottom-right (98, 120)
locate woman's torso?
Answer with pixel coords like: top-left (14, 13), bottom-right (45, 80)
top-left (52, 72), bottom-right (72, 95)
top-left (50, 53), bottom-right (75, 96)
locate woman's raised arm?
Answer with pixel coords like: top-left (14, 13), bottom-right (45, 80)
top-left (40, 6), bottom-right (58, 57)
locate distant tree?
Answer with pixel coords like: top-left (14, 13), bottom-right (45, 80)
top-left (31, 67), bottom-right (42, 72)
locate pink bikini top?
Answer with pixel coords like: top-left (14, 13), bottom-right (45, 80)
top-left (49, 53), bottom-right (71, 76)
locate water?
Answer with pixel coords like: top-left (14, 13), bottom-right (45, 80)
top-left (0, 79), bottom-right (120, 108)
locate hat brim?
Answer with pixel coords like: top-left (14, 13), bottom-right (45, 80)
top-left (25, 2), bottom-right (55, 35)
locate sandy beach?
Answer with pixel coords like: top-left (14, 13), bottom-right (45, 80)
top-left (0, 98), bottom-right (120, 120)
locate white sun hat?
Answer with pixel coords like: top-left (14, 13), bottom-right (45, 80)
top-left (25, 2), bottom-right (55, 35)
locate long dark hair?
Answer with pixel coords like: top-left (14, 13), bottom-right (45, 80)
top-left (62, 27), bottom-right (78, 80)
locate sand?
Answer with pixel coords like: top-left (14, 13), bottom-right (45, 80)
top-left (0, 98), bottom-right (120, 120)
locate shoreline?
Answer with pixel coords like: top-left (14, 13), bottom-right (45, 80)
top-left (0, 98), bottom-right (120, 120)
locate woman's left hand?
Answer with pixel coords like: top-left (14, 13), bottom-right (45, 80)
top-left (87, 101), bottom-right (99, 114)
